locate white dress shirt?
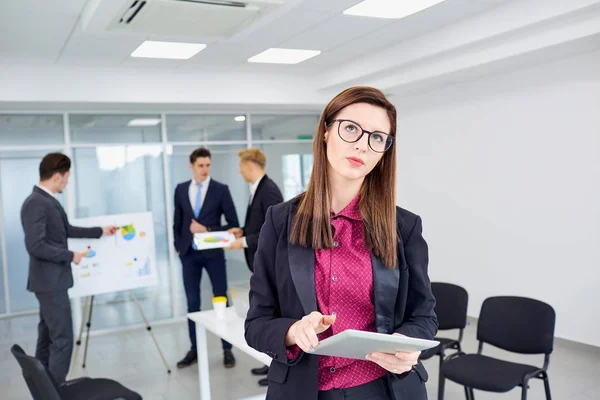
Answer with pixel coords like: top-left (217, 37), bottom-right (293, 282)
top-left (242, 175), bottom-right (265, 248)
top-left (189, 176), bottom-right (211, 214)
top-left (37, 184), bottom-right (57, 199)
top-left (249, 174), bottom-right (264, 205)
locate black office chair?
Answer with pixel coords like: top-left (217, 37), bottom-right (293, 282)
top-left (11, 344), bottom-right (142, 400)
top-left (439, 296), bottom-right (555, 400)
top-left (419, 282), bottom-right (468, 400)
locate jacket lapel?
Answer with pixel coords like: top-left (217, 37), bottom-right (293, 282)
top-left (244, 203), bottom-right (251, 226)
top-left (287, 206), bottom-right (318, 315)
top-left (182, 181), bottom-right (195, 216)
top-left (372, 211), bottom-right (405, 333)
top-left (371, 252), bottom-right (400, 334)
top-left (252, 175), bottom-right (268, 204)
top-left (197, 180), bottom-right (214, 220)
top-left (246, 175), bottom-right (269, 225)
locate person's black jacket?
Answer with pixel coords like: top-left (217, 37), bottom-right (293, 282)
top-left (245, 198), bottom-right (438, 399)
top-left (242, 175), bottom-right (283, 271)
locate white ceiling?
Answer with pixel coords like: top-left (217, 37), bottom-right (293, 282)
top-left (1, 0), bottom-right (600, 107)
top-left (0, 0), bottom-right (510, 71)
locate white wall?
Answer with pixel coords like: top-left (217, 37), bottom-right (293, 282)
top-left (396, 50), bottom-right (600, 347)
top-left (0, 65), bottom-right (327, 106)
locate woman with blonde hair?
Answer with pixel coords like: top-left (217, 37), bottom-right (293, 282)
top-left (245, 86), bottom-right (437, 399)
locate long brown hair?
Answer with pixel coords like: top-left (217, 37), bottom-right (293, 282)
top-left (290, 86), bottom-right (398, 267)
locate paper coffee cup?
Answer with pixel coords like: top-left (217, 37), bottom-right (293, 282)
top-left (213, 296), bottom-right (227, 319)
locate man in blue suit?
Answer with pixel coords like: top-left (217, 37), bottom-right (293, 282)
top-left (173, 147), bottom-right (239, 369)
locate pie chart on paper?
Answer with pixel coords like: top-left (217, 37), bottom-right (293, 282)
top-left (121, 223), bottom-right (136, 241)
top-left (82, 245), bottom-right (96, 258)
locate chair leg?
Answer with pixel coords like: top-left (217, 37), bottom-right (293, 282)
top-left (437, 355), bottom-right (446, 400)
top-left (521, 385), bottom-right (528, 400)
top-left (543, 373), bottom-right (552, 400)
top-left (469, 387), bottom-right (475, 400)
top-left (463, 386), bottom-right (471, 400)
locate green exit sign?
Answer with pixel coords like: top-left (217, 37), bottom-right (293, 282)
top-left (297, 135), bottom-right (313, 140)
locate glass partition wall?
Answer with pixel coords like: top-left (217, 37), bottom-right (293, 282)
top-left (0, 112), bottom-right (318, 330)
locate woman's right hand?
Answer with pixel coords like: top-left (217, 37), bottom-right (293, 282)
top-left (285, 311), bottom-right (336, 352)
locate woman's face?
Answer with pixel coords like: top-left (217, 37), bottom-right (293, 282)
top-left (325, 102), bottom-right (391, 182)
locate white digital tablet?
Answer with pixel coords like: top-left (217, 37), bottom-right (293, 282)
top-left (311, 330), bottom-right (439, 360)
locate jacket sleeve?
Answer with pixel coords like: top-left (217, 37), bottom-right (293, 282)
top-left (244, 206), bottom-right (303, 366)
top-left (395, 216), bottom-right (438, 340)
top-left (244, 187), bottom-right (284, 250)
top-left (67, 224), bottom-right (103, 239)
top-left (23, 202), bottom-right (73, 264)
top-left (212, 185), bottom-right (239, 231)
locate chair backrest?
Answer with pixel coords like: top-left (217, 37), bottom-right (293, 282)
top-left (477, 296), bottom-right (555, 355)
top-left (431, 282), bottom-right (469, 331)
top-left (11, 344), bottom-right (63, 400)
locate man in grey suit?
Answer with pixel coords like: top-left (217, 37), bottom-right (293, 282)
top-left (20, 153), bottom-right (118, 384)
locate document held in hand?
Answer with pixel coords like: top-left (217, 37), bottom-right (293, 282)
top-left (193, 231), bottom-right (236, 250)
top-left (311, 329), bottom-right (439, 360)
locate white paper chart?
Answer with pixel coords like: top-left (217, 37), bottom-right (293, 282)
top-left (193, 231), bottom-right (236, 250)
top-left (67, 212), bottom-right (158, 298)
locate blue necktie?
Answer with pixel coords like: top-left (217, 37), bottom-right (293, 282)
top-left (192, 183), bottom-right (203, 249)
top-left (193, 183), bottom-right (203, 218)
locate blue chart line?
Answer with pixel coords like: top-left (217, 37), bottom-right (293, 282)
top-left (136, 258), bottom-right (151, 277)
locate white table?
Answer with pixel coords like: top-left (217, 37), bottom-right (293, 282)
top-left (188, 307), bottom-right (271, 400)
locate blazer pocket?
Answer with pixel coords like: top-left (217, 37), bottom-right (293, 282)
top-left (267, 362), bottom-right (289, 384)
top-left (413, 360), bottom-right (429, 382)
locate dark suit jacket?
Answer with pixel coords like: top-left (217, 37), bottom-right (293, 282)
top-left (242, 175), bottom-right (283, 271)
top-left (245, 198), bottom-right (438, 400)
top-left (21, 186), bottom-right (102, 293)
top-left (173, 178), bottom-right (239, 258)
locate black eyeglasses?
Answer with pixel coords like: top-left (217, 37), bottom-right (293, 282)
top-left (329, 119), bottom-right (394, 153)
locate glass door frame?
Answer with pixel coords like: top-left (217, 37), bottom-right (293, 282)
top-left (0, 112), bottom-right (69, 317)
top-left (0, 110), bottom-right (315, 327)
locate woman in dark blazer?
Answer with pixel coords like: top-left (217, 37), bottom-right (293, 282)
top-left (245, 86), bottom-right (438, 399)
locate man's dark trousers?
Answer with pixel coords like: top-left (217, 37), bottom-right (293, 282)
top-left (181, 250), bottom-right (232, 351)
top-left (34, 291), bottom-right (73, 384)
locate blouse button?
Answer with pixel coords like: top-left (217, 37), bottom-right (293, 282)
top-left (332, 275), bottom-right (338, 282)
top-left (330, 367), bottom-right (336, 373)
top-left (333, 241), bottom-right (339, 247)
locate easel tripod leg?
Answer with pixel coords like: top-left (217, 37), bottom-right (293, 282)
top-left (82, 295), bottom-right (94, 368)
top-left (130, 290), bottom-right (171, 373)
top-left (70, 296), bottom-right (90, 379)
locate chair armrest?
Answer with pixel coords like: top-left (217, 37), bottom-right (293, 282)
top-left (439, 339), bottom-right (461, 351)
top-left (443, 351), bottom-right (466, 363)
top-left (61, 377), bottom-right (91, 387)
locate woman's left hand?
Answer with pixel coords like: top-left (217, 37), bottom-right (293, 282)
top-left (365, 333), bottom-right (420, 375)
